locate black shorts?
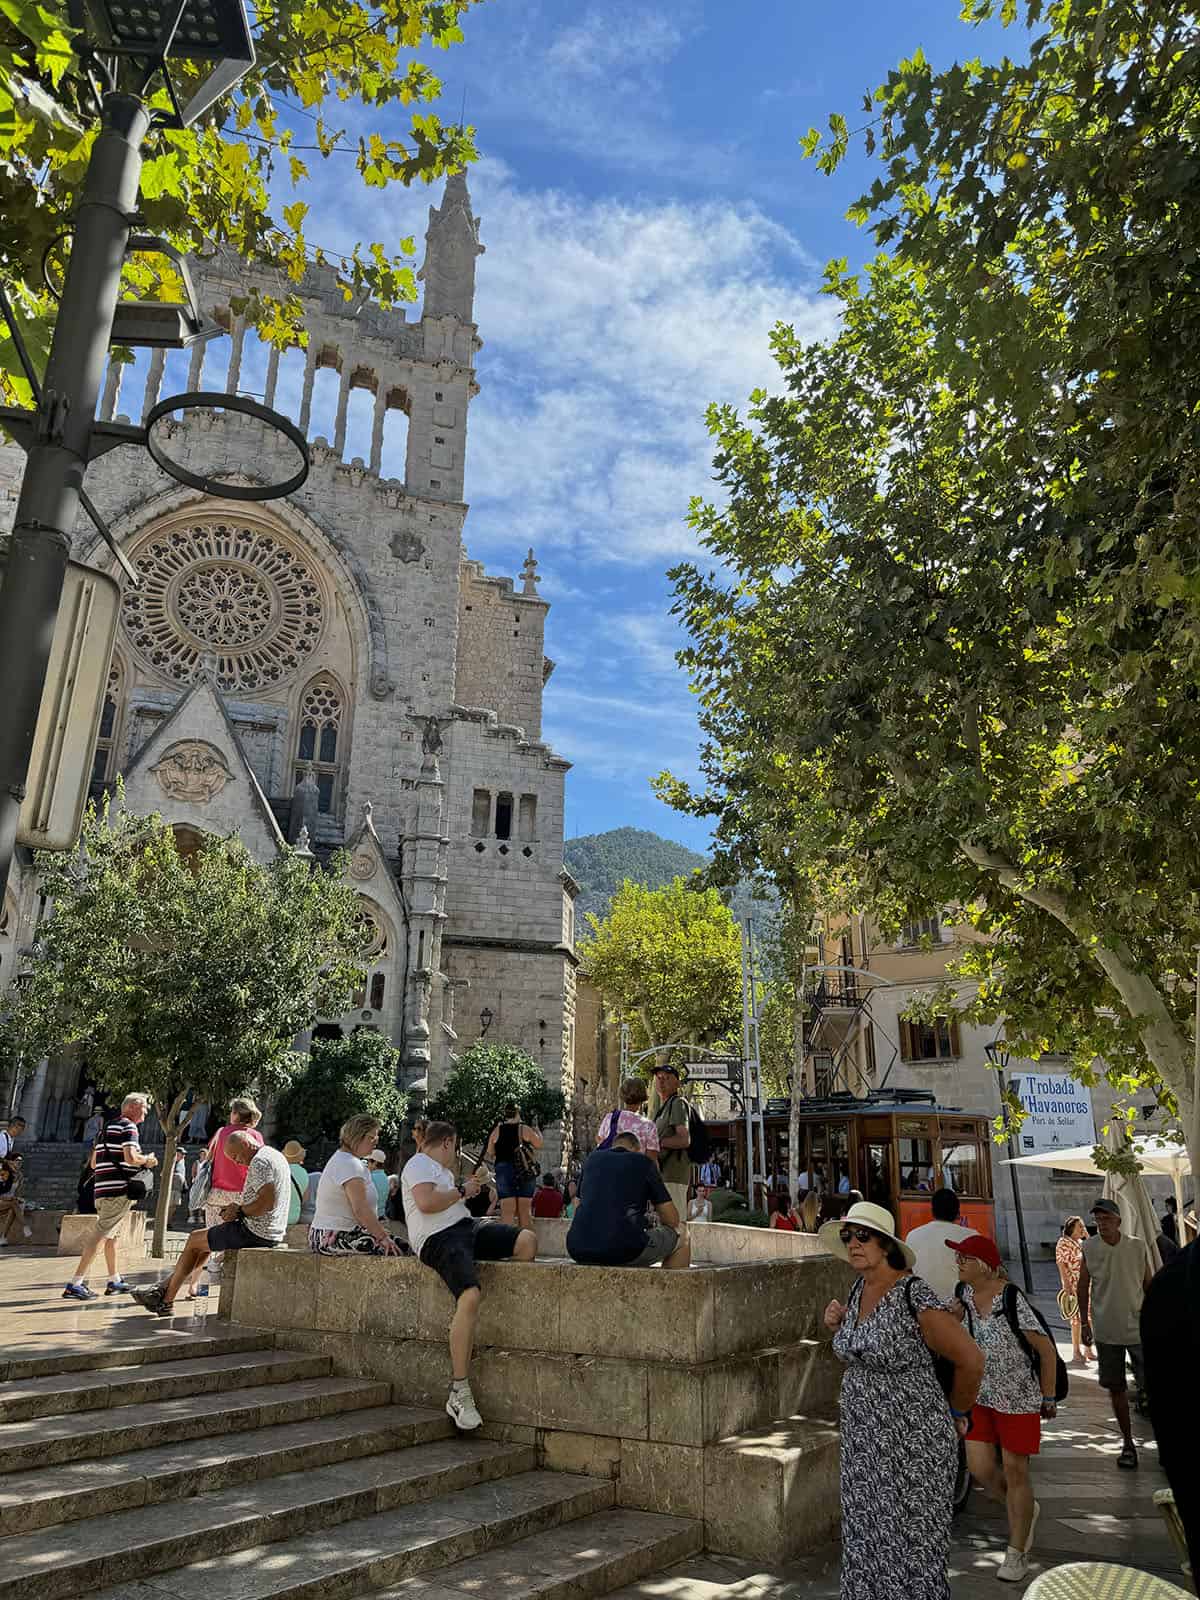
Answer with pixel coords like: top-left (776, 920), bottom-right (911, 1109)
top-left (1096, 1341), bottom-right (1145, 1394)
top-left (206, 1218), bottom-right (280, 1253)
top-left (419, 1218), bottom-right (521, 1299)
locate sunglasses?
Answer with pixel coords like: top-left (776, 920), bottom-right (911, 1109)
top-left (839, 1225), bottom-right (882, 1246)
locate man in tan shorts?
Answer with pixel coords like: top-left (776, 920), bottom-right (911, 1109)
top-left (63, 1092), bottom-right (157, 1301)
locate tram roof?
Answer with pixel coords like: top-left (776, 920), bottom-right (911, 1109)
top-left (756, 1088), bottom-right (982, 1120)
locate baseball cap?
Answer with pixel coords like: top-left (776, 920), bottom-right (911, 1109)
top-left (1091, 1198), bottom-right (1121, 1217)
top-left (368, 1148), bottom-right (387, 1164)
top-left (653, 1063), bottom-right (680, 1077)
top-left (946, 1233), bottom-right (1002, 1271)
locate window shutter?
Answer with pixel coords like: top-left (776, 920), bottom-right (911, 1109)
top-left (899, 1019), bottom-right (913, 1061)
top-left (948, 1018), bottom-right (961, 1058)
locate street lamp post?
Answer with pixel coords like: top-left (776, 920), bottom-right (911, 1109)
top-left (0, 0), bottom-right (255, 905)
top-left (986, 1038), bottom-right (1034, 1292)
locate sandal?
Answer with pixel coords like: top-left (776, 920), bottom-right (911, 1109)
top-left (1117, 1444), bottom-right (1138, 1470)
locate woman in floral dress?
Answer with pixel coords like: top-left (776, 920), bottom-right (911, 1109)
top-left (822, 1202), bottom-right (984, 1600)
top-left (1055, 1216), bottom-right (1094, 1365)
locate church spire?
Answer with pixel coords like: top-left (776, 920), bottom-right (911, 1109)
top-left (418, 171), bottom-right (485, 323)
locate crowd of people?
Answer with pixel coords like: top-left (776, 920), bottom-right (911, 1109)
top-left (824, 1185), bottom-right (1181, 1600)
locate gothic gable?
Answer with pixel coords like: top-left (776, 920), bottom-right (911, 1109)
top-left (119, 674), bottom-right (285, 860)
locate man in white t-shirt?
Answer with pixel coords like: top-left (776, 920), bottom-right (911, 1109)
top-left (403, 1119), bottom-right (537, 1431)
top-left (133, 1134), bottom-right (291, 1316)
top-left (905, 1188), bottom-right (974, 1303)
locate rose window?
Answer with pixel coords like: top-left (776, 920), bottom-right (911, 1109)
top-left (121, 522), bottom-right (325, 692)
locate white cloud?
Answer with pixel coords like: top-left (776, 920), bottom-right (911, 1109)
top-left (545, 7), bottom-right (684, 79)
top-left (456, 169), bottom-right (838, 567)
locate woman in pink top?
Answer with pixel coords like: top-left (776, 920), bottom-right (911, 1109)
top-left (188, 1096), bottom-right (263, 1292)
top-left (595, 1078), bottom-right (661, 1165)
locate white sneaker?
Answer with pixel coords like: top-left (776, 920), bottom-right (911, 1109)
top-left (1023, 1500), bottom-right (1041, 1553)
top-left (446, 1383), bottom-right (482, 1431)
top-left (997, 1548), bottom-right (1029, 1584)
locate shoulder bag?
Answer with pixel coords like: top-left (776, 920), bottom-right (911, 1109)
top-left (103, 1129), bottom-right (148, 1203)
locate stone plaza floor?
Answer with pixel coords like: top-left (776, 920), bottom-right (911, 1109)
top-left (0, 1247), bottom-right (1185, 1597)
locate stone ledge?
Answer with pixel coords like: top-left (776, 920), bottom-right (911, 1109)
top-left (225, 1248), bottom-right (850, 1367)
top-left (56, 1211), bottom-right (147, 1264)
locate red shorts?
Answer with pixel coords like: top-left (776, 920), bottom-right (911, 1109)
top-left (966, 1404), bottom-right (1041, 1456)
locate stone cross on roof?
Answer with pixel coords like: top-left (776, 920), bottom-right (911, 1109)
top-left (521, 548), bottom-right (540, 596)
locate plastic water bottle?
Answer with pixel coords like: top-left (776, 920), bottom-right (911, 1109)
top-left (191, 1281), bottom-right (209, 1327)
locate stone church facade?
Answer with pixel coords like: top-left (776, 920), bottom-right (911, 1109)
top-left (0, 176), bottom-right (580, 1150)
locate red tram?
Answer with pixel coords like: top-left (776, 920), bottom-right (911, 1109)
top-left (705, 1088), bottom-right (997, 1240)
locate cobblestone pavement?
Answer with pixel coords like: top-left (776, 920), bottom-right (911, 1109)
top-left (0, 1249), bottom-right (1185, 1597)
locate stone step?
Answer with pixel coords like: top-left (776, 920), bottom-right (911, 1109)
top-left (0, 1376), bottom-right (394, 1474)
top-left (0, 1349), bottom-right (333, 1423)
top-left (702, 1413), bottom-right (840, 1561)
top-left (0, 1403), bottom-right (455, 1536)
top-left (0, 1327), bottom-right (273, 1382)
top-left (14, 1465), bottom-right (605, 1600)
top-left (365, 1506), bottom-right (703, 1600)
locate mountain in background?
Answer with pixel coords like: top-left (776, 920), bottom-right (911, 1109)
top-left (564, 826), bottom-right (775, 943)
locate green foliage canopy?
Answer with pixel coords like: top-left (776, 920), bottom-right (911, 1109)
top-left (425, 1040), bottom-right (565, 1150)
top-left (579, 877), bottom-right (743, 1064)
top-left (0, 0), bottom-right (482, 402)
top-left (275, 1028), bottom-right (407, 1146)
top-left (0, 797), bottom-right (370, 1250)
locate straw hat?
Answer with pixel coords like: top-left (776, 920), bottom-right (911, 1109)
top-left (281, 1140), bottom-right (306, 1163)
top-left (818, 1200), bottom-right (915, 1269)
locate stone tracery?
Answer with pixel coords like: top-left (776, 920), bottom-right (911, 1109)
top-left (121, 521), bottom-right (325, 692)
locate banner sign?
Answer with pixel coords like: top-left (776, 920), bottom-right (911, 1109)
top-left (1010, 1070), bottom-right (1095, 1154)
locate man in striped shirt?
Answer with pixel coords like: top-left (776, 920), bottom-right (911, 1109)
top-left (63, 1092), bottom-right (158, 1301)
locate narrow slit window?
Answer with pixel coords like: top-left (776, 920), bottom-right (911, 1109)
top-left (495, 792), bottom-right (513, 840)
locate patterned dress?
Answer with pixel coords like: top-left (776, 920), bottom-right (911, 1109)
top-left (833, 1275), bottom-right (957, 1600)
top-left (1056, 1234), bottom-right (1082, 1295)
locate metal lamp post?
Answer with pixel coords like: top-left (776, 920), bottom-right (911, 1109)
top-left (0, 0), bottom-right (256, 904)
top-left (985, 1037), bottom-right (1034, 1291)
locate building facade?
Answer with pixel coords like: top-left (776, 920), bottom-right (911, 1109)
top-left (807, 912), bottom-right (1170, 1259)
top-left (0, 176), bottom-right (579, 1154)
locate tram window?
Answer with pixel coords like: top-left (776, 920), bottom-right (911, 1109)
top-left (829, 1123), bottom-right (850, 1194)
top-left (942, 1141), bottom-right (983, 1196)
top-left (899, 1137), bottom-right (935, 1192)
top-left (866, 1140), bottom-right (892, 1210)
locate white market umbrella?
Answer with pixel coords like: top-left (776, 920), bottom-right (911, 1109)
top-left (1002, 1137), bottom-right (1190, 1254)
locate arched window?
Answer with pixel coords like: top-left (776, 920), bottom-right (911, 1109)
top-left (91, 657), bottom-right (124, 782)
top-left (295, 674), bottom-right (344, 814)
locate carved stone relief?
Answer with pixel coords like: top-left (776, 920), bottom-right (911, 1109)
top-left (151, 741), bottom-right (233, 803)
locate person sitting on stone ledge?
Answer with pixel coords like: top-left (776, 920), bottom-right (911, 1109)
top-left (403, 1119), bottom-right (537, 1432)
top-left (567, 1132), bottom-right (690, 1271)
top-left (0, 1154), bottom-right (30, 1244)
top-left (310, 1116), bottom-right (408, 1257)
top-left (131, 1134), bottom-right (292, 1316)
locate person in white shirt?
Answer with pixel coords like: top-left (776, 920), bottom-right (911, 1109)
top-left (403, 1119), bottom-right (537, 1431)
top-left (688, 1184), bottom-right (714, 1223)
top-left (311, 1116), bottom-right (406, 1256)
top-left (905, 1188), bottom-right (974, 1303)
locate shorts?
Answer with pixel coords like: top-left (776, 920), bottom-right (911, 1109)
top-left (966, 1404), bottom-right (1041, 1456)
top-left (419, 1218), bottom-right (521, 1299)
top-left (665, 1181), bottom-right (690, 1219)
top-left (309, 1224), bottom-right (411, 1257)
top-left (206, 1218), bottom-right (280, 1253)
top-left (627, 1224), bottom-right (679, 1267)
top-left (94, 1196), bottom-right (133, 1237)
top-left (494, 1161), bottom-right (535, 1202)
top-left (1097, 1341), bottom-right (1145, 1394)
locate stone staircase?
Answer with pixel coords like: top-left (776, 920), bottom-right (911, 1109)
top-left (0, 1326), bottom-right (700, 1600)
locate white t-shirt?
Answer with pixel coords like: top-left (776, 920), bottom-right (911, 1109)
top-left (905, 1219), bottom-right (975, 1302)
top-left (314, 1149), bottom-right (371, 1232)
top-left (240, 1146), bottom-right (292, 1242)
top-left (402, 1152), bottom-right (470, 1258)
top-left (688, 1198), bottom-right (713, 1222)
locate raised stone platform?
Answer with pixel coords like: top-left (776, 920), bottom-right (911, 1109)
top-left (56, 1210), bottom-right (147, 1266)
top-left (531, 1216), bottom-right (829, 1263)
top-left (222, 1247), bottom-right (852, 1560)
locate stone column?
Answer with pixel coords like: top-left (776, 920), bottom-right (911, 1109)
top-left (264, 343), bottom-right (281, 408)
top-left (141, 348), bottom-right (166, 421)
top-left (186, 337), bottom-right (206, 391)
top-left (99, 357), bottom-right (123, 421)
top-left (333, 365), bottom-right (353, 457)
top-left (298, 343), bottom-right (319, 435)
top-left (401, 742), bottom-right (449, 1084)
top-left (226, 317), bottom-right (246, 394)
top-left (369, 385), bottom-right (388, 474)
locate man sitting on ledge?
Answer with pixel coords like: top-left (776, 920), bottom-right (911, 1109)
top-left (402, 1119), bottom-right (537, 1432)
top-left (567, 1132), bottom-right (690, 1270)
top-left (131, 1133), bottom-right (290, 1315)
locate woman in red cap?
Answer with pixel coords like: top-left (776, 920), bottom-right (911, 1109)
top-left (950, 1233), bottom-right (1060, 1584)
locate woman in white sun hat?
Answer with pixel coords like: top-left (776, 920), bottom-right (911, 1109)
top-left (821, 1201), bottom-right (984, 1600)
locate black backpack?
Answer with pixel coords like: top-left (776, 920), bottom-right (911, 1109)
top-left (663, 1092), bottom-right (710, 1164)
top-left (1003, 1283), bottom-right (1069, 1403)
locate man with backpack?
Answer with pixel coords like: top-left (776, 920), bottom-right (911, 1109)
top-left (652, 1064), bottom-right (695, 1223)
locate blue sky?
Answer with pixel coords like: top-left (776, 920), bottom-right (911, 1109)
top-left (291, 1), bottom-right (1016, 851)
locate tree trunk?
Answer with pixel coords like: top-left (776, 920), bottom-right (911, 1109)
top-left (959, 840), bottom-right (1197, 1128)
top-left (151, 1090), bottom-right (190, 1260)
top-left (787, 972), bottom-right (806, 1210)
